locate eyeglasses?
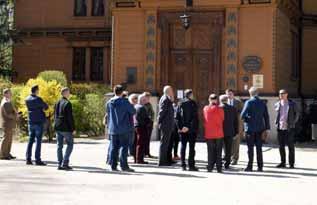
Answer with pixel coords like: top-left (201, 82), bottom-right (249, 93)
top-left (279, 93), bottom-right (287, 95)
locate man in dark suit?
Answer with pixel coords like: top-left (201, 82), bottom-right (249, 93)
top-left (274, 89), bottom-right (299, 169)
top-left (241, 87), bottom-right (270, 172)
top-left (220, 94), bottom-right (238, 169)
top-left (176, 89), bottom-right (199, 171)
top-left (158, 85), bottom-right (175, 166)
top-left (54, 87), bottom-right (75, 170)
top-left (226, 89), bottom-right (243, 165)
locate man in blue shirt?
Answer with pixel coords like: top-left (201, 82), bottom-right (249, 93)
top-left (25, 85), bottom-right (49, 166)
top-left (241, 87), bottom-right (270, 172)
top-left (106, 85), bottom-right (136, 172)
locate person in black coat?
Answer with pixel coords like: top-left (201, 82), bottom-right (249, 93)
top-left (134, 94), bottom-right (151, 164)
top-left (54, 87), bottom-right (75, 170)
top-left (157, 85), bottom-right (175, 166)
top-left (176, 89), bottom-right (199, 171)
top-left (220, 94), bottom-right (238, 169)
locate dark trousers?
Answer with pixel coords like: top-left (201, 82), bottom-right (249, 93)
top-left (246, 132), bottom-right (263, 169)
top-left (206, 138), bottom-right (223, 171)
top-left (159, 128), bottom-right (173, 165)
top-left (170, 127), bottom-right (180, 157)
top-left (145, 123), bottom-right (153, 156)
top-left (135, 127), bottom-right (147, 163)
top-left (223, 136), bottom-right (233, 167)
top-left (180, 133), bottom-right (196, 168)
top-left (26, 123), bottom-right (44, 162)
top-left (109, 133), bottom-right (130, 170)
top-left (278, 129), bottom-right (295, 166)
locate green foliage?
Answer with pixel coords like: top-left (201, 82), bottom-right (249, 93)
top-left (83, 94), bottom-right (105, 136)
top-left (70, 83), bottom-right (111, 100)
top-left (37, 70), bottom-right (67, 87)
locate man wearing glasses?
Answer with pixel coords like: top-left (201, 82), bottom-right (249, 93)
top-left (274, 89), bottom-right (299, 169)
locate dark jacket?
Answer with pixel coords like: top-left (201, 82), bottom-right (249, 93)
top-left (106, 96), bottom-right (136, 135)
top-left (54, 97), bottom-right (75, 132)
top-left (157, 95), bottom-right (174, 132)
top-left (241, 96), bottom-right (270, 134)
top-left (274, 99), bottom-right (299, 130)
top-left (25, 94), bottom-right (48, 124)
top-left (308, 102), bottom-right (317, 124)
top-left (230, 98), bottom-right (244, 113)
top-left (134, 104), bottom-right (151, 128)
top-left (175, 98), bottom-right (199, 134)
top-left (144, 102), bottom-right (155, 122)
top-left (221, 103), bottom-right (238, 137)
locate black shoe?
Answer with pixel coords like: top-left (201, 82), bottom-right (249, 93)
top-left (170, 160), bottom-right (177, 165)
top-left (121, 167), bottom-right (135, 172)
top-left (136, 161), bottom-right (148, 164)
top-left (244, 167), bottom-right (253, 172)
top-left (207, 166), bottom-right (214, 172)
top-left (62, 165), bottom-right (73, 170)
top-left (0, 156), bottom-right (11, 160)
top-left (111, 167), bottom-right (119, 171)
top-left (57, 166), bottom-right (65, 170)
top-left (289, 165), bottom-right (295, 169)
top-left (207, 169), bottom-right (213, 172)
top-left (257, 167), bottom-right (263, 172)
top-left (224, 165), bottom-right (230, 170)
top-left (276, 163), bottom-right (286, 168)
top-left (35, 161), bottom-right (47, 166)
top-left (217, 169), bottom-right (223, 173)
top-left (26, 160), bottom-right (33, 165)
top-left (231, 160), bottom-right (238, 165)
top-left (182, 166), bottom-right (187, 171)
top-left (158, 162), bottom-right (172, 167)
top-left (9, 154), bottom-right (16, 159)
top-left (189, 167), bottom-right (199, 172)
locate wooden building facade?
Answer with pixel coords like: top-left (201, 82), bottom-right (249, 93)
top-left (12, 0), bottom-right (317, 100)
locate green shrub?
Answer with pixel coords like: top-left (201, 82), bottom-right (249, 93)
top-left (70, 83), bottom-right (111, 100)
top-left (83, 93), bottom-right (105, 136)
top-left (38, 70), bottom-right (67, 87)
top-left (69, 95), bottom-right (89, 134)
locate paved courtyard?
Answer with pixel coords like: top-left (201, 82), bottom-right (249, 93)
top-left (0, 139), bottom-right (316, 205)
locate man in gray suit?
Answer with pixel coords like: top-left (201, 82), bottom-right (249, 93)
top-left (226, 89), bottom-right (243, 165)
top-left (158, 85), bottom-right (175, 166)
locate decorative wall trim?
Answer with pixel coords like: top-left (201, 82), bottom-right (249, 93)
top-left (225, 8), bottom-right (239, 90)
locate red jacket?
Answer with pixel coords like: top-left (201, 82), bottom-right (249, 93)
top-left (203, 104), bottom-right (224, 139)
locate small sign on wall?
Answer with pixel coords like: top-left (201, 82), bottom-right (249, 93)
top-left (252, 74), bottom-right (264, 88)
top-left (177, 90), bottom-right (184, 99)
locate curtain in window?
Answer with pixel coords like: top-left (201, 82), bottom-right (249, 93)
top-left (92, 0), bottom-right (105, 16)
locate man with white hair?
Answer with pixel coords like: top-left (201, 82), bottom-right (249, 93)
top-left (157, 85), bottom-right (175, 166)
top-left (241, 87), bottom-right (270, 172)
top-left (134, 94), bottom-right (151, 164)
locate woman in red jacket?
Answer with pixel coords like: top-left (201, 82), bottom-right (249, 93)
top-left (203, 94), bottom-right (225, 173)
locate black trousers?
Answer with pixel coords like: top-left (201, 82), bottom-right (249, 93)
top-left (206, 138), bottom-right (223, 171)
top-left (223, 136), bottom-right (233, 167)
top-left (277, 129), bottom-right (295, 166)
top-left (180, 133), bottom-right (196, 168)
top-left (169, 126), bottom-right (180, 157)
top-left (246, 132), bottom-right (263, 169)
top-left (159, 128), bottom-right (173, 165)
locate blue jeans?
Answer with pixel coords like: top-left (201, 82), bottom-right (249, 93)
top-left (128, 131), bottom-right (135, 156)
top-left (109, 133), bottom-right (130, 169)
top-left (106, 135), bottom-right (112, 165)
top-left (56, 131), bottom-right (74, 166)
top-left (26, 123), bottom-right (44, 162)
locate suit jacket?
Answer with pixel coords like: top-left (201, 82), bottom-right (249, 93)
top-left (221, 103), bottom-right (238, 137)
top-left (134, 104), bottom-right (151, 128)
top-left (229, 98), bottom-right (243, 113)
top-left (54, 97), bottom-right (75, 132)
top-left (157, 95), bottom-right (174, 132)
top-left (175, 98), bottom-right (199, 134)
top-left (274, 99), bottom-right (299, 130)
top-left (0, 99), bottom-right (17, 129)
top-left (241, 96), bottom-right (270, 134)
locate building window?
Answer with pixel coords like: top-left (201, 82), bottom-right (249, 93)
top-left (74, 0), bottom-right (87, 16)
top-left (91, 47), bottom-right (104, 81)
top-left (291, 32), bottom-right (299, 80)
top-left (92, 0), bottom-right (105, 16)
top-left (72, 48), bottom-right (86, 81)
top-left (127, 67), bottom-right (137, 84)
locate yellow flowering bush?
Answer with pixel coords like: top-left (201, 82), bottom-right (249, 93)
top-left (18, 78), bottom-right (62, 120)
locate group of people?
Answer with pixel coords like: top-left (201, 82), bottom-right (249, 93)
top-left (0, 85), bottom-right (75, 170)
top-left (0, 83), bottom-right (300, 174)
